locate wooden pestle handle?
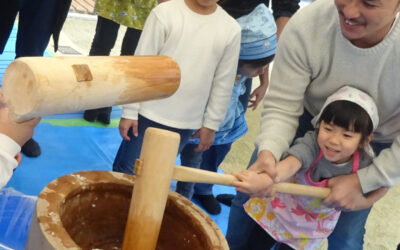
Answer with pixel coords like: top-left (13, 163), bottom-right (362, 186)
top-left (122, 128), bottom-right (180, 250)
top-left (173, 165), bottom-right (330, 198)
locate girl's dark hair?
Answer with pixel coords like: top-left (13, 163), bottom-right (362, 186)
top-left (318, 100), bottom-right (373, 144)
top-left (238, 54), bottom-right (275, 68)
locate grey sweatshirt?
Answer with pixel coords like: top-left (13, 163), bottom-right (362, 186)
top-left (256, 0), bottom-right (400, 193)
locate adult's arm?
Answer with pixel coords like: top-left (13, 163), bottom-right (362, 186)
top-left (0, 91), bottom-right (40, 188)
top-left (358, 137), bottom-right (400, 192)
top-left (255, 18), bottom-right (311, 161)
top-left (0, 134), bottom-right (20, 188)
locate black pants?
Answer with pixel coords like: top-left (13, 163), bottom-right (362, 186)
top-left (247, 216), bottom-right (293, 250)
top-left (0, 0), bottom-right (59, 57)
top-left (89, 16), bottom-right (142, 56)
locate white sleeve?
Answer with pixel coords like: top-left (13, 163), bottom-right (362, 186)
top-left (357, 135), bottom-right (400, 192)
top-left (121, 10), bottom-right (166, 120)
top-left (203, 30), bottom-right (241, 131)
top-left (255, 20), bottom-right (312, 160)
top-left (0, 134), bottom-right (20, 188)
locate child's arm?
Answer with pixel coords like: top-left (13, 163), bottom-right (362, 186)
top-left (276, 155), bottom-right (302, 182)
top-left (248, 67), bottom-right (269, 110)
top-left (233, 155), bottom-right (302, 197)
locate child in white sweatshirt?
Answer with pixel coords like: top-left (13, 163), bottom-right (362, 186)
top-left (113, 0), bottom-right (241, 174)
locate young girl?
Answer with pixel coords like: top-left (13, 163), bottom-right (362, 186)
top-left (233, 86), bottom-right (388, 250)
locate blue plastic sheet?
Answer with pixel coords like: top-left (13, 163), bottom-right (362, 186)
top-left (0, 188), bottom-right (37, 250)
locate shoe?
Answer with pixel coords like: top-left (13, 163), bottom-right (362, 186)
top-left (21, 138), bottom-right (41, 157)
top-left (97, 107), bottom-right (112, 125)
top-left (193, 194), bottom-right (221, 215)
top-left (216, 194), bottom-right (235, 207)
top-left (83, 109), bottom-right (98, 122)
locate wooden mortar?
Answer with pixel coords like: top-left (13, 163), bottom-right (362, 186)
top-left (25, 171), bottom-right (228, 250)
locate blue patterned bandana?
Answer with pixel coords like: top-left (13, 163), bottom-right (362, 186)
top-left (237, 4), bottom-right (277, 60)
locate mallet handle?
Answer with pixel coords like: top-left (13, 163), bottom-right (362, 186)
top-left (173, 166), bottom-right (330, 198)
top-left (122, 128), bottom-right (180, 250)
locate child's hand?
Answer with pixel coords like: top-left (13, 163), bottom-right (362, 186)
top-left (232, 170), bottom-right (276, 197)
top-left (119, 118), bottom-right (138, 140)
top-left (191, 127), bottom-right (215, 152)
top-left (248, 84), bottom-right (268, 110)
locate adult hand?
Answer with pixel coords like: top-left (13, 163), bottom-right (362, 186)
top-left (248, 150), bottom-right (279, 182)
top-left (324, 173), bottom-right (368, 211)
top-left (0, 92), bottom-right (40, 146)
top-left (248, 84), bottom-right (267, 110)
top-left (232, 170), bottom-right (276, 197)
top-left (119, 118), bottom-right (138, 140)
top-left (191, 127), bottom-right (215, 152)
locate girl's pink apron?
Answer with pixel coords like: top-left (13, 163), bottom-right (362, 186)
top-left (244, 151), bottom-right (360, 250)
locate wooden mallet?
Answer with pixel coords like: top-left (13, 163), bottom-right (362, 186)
top-left (122, 128), bottom-right (330, 250)
top-left (1, 56), bottom-right (180, 122)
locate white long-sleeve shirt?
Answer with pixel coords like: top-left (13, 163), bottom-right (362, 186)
top-left (122, 0), bottom-right (241, 131)
top-left (256, 0), bottom-right (400, 193)
top-left (0, 134), bottom-right (20, 188)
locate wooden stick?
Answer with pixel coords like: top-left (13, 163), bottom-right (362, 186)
top-left (173, 165), bottom-right (330, 198)
top-left (122, 128), bottom-right (180, 250)
top-left (2, 56), bottom-right (180, 122)
top-left (174, 165), bottom-right (235, 186)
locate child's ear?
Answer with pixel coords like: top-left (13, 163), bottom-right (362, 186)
top-left (360, 133), bottom-right (374, 149)
top-left (367, 133), bottom-right (374, 144)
